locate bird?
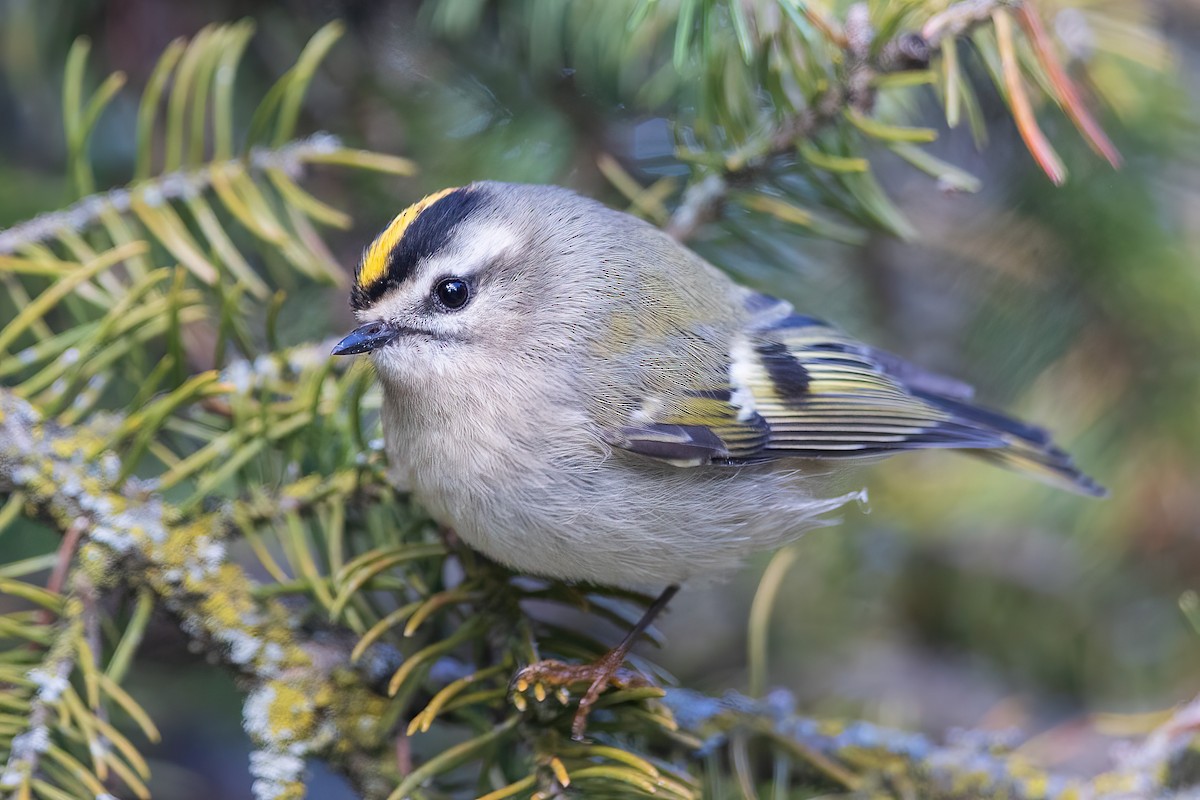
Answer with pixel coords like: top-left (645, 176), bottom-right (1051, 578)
top-left (331, 181), bottom-right (1104, 737)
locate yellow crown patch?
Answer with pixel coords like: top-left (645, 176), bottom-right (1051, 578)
top-left (356, 186), bottom-right (460, 291)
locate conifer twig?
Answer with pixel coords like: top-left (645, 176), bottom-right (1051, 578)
top-left (667, 1), bottom-right (960, 241)
top-left (666, 0), bottom-right (1119, 238)
top-left (0, 389), bottom-right (396, 800)
top-left (664, 687), bottom-right (1200, 800)
top-left (0, 133), bottom-right (414, 256)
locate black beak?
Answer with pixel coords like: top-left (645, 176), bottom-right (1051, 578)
top-left (331, 322), bottom-right (399, 356)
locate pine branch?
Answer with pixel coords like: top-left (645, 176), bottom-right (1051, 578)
top-left (665, 687), bottom-right (1200, 800)
top-left (664, 0), bottom-right (1109, 241)
top-left (0, 6), bottom-right (1178, 798)
top-left (0, 611), bottom-right (77, 796)
top-left (0, 133), bottom-right (370, 256)
top-left (0, 389), bottom-right (398, 799)
top-left (5, 383), bottom-right (1198, 798)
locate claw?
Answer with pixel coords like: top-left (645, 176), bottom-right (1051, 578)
top-left (511, 657), bottom-right (653, 738)
top-left (510, 586), bottom-right (680, 737)
top-left (549, 757), bottom-right (571, 787)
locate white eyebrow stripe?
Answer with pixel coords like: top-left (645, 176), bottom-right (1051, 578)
top-left (445, 222), bottom-right (520, 273)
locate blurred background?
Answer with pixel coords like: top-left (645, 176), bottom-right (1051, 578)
top-left (1, 0), bottom-right (1198, 796)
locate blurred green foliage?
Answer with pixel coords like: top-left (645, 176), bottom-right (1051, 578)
top-left (0, 0), bottom-right (1198, 798)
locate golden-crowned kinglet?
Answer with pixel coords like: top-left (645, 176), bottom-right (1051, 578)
top-left (333, 181), bottom-right (1103, 735)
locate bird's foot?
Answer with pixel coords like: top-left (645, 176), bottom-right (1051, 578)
top-left (512, 651), bottom-right (650, 739)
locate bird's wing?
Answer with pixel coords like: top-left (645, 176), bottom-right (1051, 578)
top-left (605, 296), bottom-right (1105, 497)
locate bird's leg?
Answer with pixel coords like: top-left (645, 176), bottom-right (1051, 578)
top-left (513, 584), bottom-right (679, 739)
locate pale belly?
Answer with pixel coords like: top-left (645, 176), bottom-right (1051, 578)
top-left (394, 429), bottom-right (859, 588)
top-left (380, 381), bottom-right (860, 588)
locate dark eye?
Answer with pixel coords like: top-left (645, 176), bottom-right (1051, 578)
top-left (434, 278), bottom-right (470, 310)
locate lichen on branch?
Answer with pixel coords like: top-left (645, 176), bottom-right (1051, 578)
top-left (0, 389), bottom-right (395, 800)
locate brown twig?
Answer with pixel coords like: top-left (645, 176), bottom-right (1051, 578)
top-left (46, 517), bottom-right (86, 596)
top-left (34, 517), bottom-right (87, 630)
